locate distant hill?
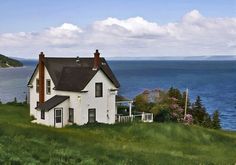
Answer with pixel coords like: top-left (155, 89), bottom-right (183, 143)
top-left (0, 54), bottom-right (23, 68)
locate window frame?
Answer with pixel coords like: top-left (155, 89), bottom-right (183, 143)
top-left (95, 83), bottom-right (103, 97)
top-left (88, 109), bottom-right (96, 123)
top-left (46, 79), bottom-right (51, 95)
top-left (36, 78), bottom-right (39, 93)
top-left (41, 110), bottom-right (45, 120)
top-left (55, 108), bottom-right (62, 123)
top-left (68, 108), bottom-right (74, 123)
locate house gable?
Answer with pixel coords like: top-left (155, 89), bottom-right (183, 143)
top-left (83, 69), bottom-right (117, 92)
top-left (83, 70), bottom-right (116, 92)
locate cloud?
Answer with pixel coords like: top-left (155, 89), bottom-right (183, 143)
top-left (93, 17), bottom-right (167, 37)
top-left (0, 10), bottom-right (236, 58)
top-left (182, 9), bottom-right (204, 23)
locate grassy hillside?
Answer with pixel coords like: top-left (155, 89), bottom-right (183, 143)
top-left (0, 54), bottom-right (23, 68)
top-left (0, 104), bottom-right (236, 164)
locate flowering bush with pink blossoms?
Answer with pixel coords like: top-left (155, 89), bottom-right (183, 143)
top-left (133, 87), bottom-right (220, 129)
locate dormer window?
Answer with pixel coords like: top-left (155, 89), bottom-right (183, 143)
top-left (46, 79), bottom-right (51, 95)
top-left (95, 83), bottom-right (103, 97)
top-left (36, 79), bottom-right (39, 93)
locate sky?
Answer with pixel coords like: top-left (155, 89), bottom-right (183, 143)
top-left (0, 0), bottom-right (236, 58)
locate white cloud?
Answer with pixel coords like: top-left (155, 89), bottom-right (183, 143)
top-left (0, 10), bottom-right (236, 58)
top-left (182, 9), bottom-right (204, 23)
top-left (46, 23), bottom-right (82, 38)
top-left (93, 17), bottom-right (167, 37)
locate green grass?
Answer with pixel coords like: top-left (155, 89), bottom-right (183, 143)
top-left (0, 104), bottom-right (236, 164)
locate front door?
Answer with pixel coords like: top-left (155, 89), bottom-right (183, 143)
top-left (54, 108), bottom-right (63, 127)
top-left (88, 109), bottom-right (96, 123)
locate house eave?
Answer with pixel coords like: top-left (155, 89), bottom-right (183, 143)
top-left (109, 88), bottom-right (118, 92)
top-left (27, 84), bottom-right (33, 88)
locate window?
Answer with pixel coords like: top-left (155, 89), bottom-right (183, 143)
top-left (69, 108), bottom-right (74, 123)
top-left (95, 83), bottom-right (103, 97)
top-left (55, 109), bottom-right (62, 123)
top-left (41, 110), bottom-right (45, 119)
top-left (46, 79), bottom-right (51, 95)
top-left (36, 79), bottom-right (39, 93)
top-left (88, 109), bottom-right (96, 123)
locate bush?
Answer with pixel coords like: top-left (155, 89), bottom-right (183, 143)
top-left (155, 109), bottom-right (171, 122)
top-left (183, 114), bottom-right (193, 125)
top-left (133, 88), bottom-right (221, 129)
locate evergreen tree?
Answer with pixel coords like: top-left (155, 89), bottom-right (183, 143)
top-left (192, 96), bottom-right (207, 125)
top-left (202, 114), bottom-right (212, 128)
top-left (168, 87), bottom-right (182, 101)
top-left (194, 96), bottom-right (202, 109)
top-left (212, 110), bottom-right (221, 129)
top-left (191, 96), bottom-right (214, 128)
top-left (14, 97), bottom-right (17, 103)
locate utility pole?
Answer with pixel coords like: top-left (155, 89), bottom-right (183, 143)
top-left (184, 88), bottom-right (188, 119)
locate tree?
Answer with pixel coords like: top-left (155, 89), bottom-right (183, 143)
top-left (155, 108), bottom-right (171, 122)
top-left (202, 114), bottom-right (212, 128)
top-left (14, 97), bottom-right (17, 103)
top-left (168, 87), bottom-right (182, 101)
top-left (212, 110), bottom-right (221, 129)
top-left (133, 94), bottom-right (149, 112)
top-left (192, 96), bottom-right (205, 124)
top-left (194, 96), bottom-right (202, 108)
top-left (191, 96), bottom-right (214, 128)
top-left (133, 88), bottom-right (217, 129)
top-left (151, 104), bottom-right (162, 116)
top-left (192, 96), bottom-right (207, 125)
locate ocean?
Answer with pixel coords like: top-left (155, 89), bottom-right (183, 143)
top-left (0, 60), bottom-right (236, 130)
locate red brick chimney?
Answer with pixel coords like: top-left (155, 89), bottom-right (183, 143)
top-left (39, 52), bottom-right (45, 104)
top-left (93, 49), bottom-right (100, 70)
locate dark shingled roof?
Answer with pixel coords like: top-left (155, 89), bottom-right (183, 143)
top-left (56, 67), bottom-right (98, 92)
top-left (36, 95), bottom-right (69, 111)
top-left (28, 57), bottom-right (120, 92)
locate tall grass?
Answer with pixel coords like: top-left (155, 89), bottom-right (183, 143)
top-left (0, 104), bottom-right (235, 164)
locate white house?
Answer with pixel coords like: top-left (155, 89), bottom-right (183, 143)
top-left (27, 50), bottom-right (120, 128)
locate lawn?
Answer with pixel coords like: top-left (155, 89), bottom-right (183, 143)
top-left (0, 104), bottom-right (236, 164)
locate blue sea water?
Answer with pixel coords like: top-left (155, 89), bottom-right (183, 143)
top-left (0, 60), bottom-right (236, 130)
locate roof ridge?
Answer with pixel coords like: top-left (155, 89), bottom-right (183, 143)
top-left (45, 57), bottom-right (106, 59)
